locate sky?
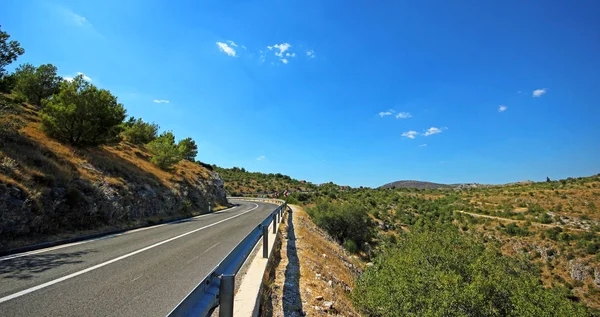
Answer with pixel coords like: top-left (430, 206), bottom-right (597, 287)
top-left (2, 0), bottom-right (600, 187)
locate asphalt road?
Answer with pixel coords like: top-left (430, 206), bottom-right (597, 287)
top-left (0, 200), bottom-right (279, 317)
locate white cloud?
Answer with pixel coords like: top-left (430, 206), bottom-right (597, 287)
top-left (226, 40), bottom-right (238, 47)
top-left (402, 131), bottom-right (418, 139)
top-left (281, 58), bottom-right (289, 64)
top-left (71, 13), bottom-right (91, 27)
top-left (498, 105), bottom-right (508, 112)
top-left (285, 52), bottom-right (296, 57)
top-left (77, 72), bottom-right (92, 82)
top-left (306, 50), bottom-right (315, 58)
top-left (257, 155), bottom-right (266, 161)
top-left (216, 42), bottom-right (236, 57)
top-left (533, 88), bottom-right (547, 97)
top-left (424, 127), bottom-right (443, 136)
top-left (517, 90), bottom-right (522, 94)
top-left (63, 76), bottom-right (73, 82)
top-left (395, 112), bottom-right (412, 119)
top-left (153, 99), bottom-right (169, 104)
top-left (419, 144), bottom-right (427, 147)
top-left (378, 109), bottom-right (394, 117)
top-left (241, 45), bottom-right (247, 50)
top-left (272, 43), bottom-right (291, 57)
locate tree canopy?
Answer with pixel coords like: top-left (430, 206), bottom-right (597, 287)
top-left (40, 75), bottom-right (127, 147)
top-left (14, 63), bottom-right (62, 106)
top-left (0, 25), bottom-right (24, 76)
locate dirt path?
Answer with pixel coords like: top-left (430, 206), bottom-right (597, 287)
top-left (456, 210), bottom-right (591, 233)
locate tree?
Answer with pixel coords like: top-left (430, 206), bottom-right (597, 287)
top-left (40, 75), bottom-right (127, 146)
top-left (122, 117), bottom-right (159, 144)
top-left (14, 63), bottom-right (61, 106)
top-left (0, 25), bottom-right (25, 77)
top-left (178, 137), bottom-right (198, 161)
top-left (547, 176), bottom-right (551, 182)
top-left (147, 131), bottom-right (182, 169)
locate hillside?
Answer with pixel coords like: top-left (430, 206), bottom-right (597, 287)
top-left (380, 180), bottom-right (452, 189)
top-left (0, 94), bottom-right (227, 251)
top-left (290, 174), bottom-right (600, 313)
top-left (214, 166), bottom-right (317, 196)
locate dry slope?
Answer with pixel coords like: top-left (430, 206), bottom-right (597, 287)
top-left (0, 94), bottom-right (227, 251)
top-left (262, 205), bottom-right (363, 316)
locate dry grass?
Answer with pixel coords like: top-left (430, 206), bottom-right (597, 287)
top-left (265, 205), bottom-right (363, 316)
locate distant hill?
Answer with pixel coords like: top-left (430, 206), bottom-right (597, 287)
top-left (213, 166), bottom-right (317, 196)
top-left (380, 180), bottom-right (453, 189)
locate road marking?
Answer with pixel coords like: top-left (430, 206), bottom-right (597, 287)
top-left (0, 204), bottom-right (241, 262)
top-left (0, 203), bottom-right (259, 304)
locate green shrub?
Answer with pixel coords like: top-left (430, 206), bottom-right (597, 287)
top-left (352, 228), bottom-right (590, 316)
top-left (343, 239), bottom-right (360, 254)
top-left (41, 75), bottom-right (126, 146)
top-left (147, 131), bottom-right (182, 169)
top-left (122, 117), bottom-right (159, 144)
top-left (308, 200), bottom-right (373, 246)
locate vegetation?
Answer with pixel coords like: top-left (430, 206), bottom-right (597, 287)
top-left (147, 131), bottom-right (182, 169)
top-left (40, 75), bottom-right (127, 147)
top-left (287, 174), bottom-right (600, 313)
top-left (122, 117), bottom-right (159, 144)
top-left (214, 166), bottom-right (317, 195)
top-left (353, 227), bottom-right (589, 316)
top-left (13, 63), bottom-right (61, 106)
top-left (0, 25), bottom-right (24, 77)
top-left (308, 200), bottom-right (373, 249)
top-left (177, 137), bottom-right (198, 162)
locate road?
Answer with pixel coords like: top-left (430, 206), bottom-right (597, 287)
top-left (456, 210), bottom-right (591, 232)
top-left (0, 200), bottom-right (279, 317)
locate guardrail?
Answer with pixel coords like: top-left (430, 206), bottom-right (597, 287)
top-left (167, 197), bottom-right (287, 317)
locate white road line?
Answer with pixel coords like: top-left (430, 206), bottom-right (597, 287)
top-left (0, 204), bottom-right (241, 262)
top-left (0, 203), bottom-right (259, 304)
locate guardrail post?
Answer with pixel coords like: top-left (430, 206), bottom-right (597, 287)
top-left (272, 214), bottom-right (277, 234)
top-left (219, 274), bottom-right (235, 317)
top-left (262, 225), bottom-right (269, 258)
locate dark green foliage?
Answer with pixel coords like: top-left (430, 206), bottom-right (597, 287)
top-left (540, 212), bottom-right (553, 224)
top-left (147, 131), bottom-right (182, 169)
top-left (0, 26), bottom-right (24, 76)
top-left (40, 75), bottom-right (126, 147)
top-left (13, 63), bottom-right (61, 105)
top-left (352, 228), bottom-right (590, 317)
top-left (177, 137), bottom-right (198, 161)
top-left (122, 117), bottom-right (159, 144)
top-left (307, 200), bottom-right (374, 247)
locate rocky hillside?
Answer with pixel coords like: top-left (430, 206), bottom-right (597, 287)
top-left (0, 94), bottom-right (227, 251)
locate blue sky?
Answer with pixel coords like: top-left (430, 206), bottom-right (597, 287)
top-left (2, 0), bottom-right (600, 187)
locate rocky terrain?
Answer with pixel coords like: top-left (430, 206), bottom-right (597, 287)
top-left (0, 95), bottom-right (228, 251)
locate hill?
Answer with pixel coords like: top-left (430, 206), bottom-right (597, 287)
top-left (290, 174), bottom-right (600, 312)
top-left (380, 180), bottom-right (452, 189)
top-left (0, 94), bottom-right (227, 251)
top-left (213, 166), bottom-right (317, 196)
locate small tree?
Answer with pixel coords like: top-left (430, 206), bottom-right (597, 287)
top-left (14, 63), bottom-right (61, 106)
top-left (546, 176), bottom-right (551, 183)
top-left (40, 75), bottom-right (127, 146)
top-left (178, 137), bottom-right (198, 161)
top-left (0, 25), bottom-right (25, 76)
top-left (122, 117), bottom-right (159, 144)
top-left (147, 131), bottom-right (182, 169)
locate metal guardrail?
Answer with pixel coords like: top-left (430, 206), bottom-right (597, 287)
top-left (167, 197), bottom-right (287, 317)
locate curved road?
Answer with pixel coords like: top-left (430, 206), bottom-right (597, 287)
top-left (0, 200), bottom-right (278, 316)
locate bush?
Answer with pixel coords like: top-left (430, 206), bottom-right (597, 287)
top-left (40, 75), bottom-right (126, 146)
top-left (147, 131), bottom-right (182, 169)
top-left (0, 26), bottom-right (25, 76)
top-left (352, 228), bottom-right (590, 316)
top-left (122, 117), bottom-right (159, 144)
top-left (308, 200), bottom-right (373, 246)
top-left (13, 63), bottom-right (61, 106)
